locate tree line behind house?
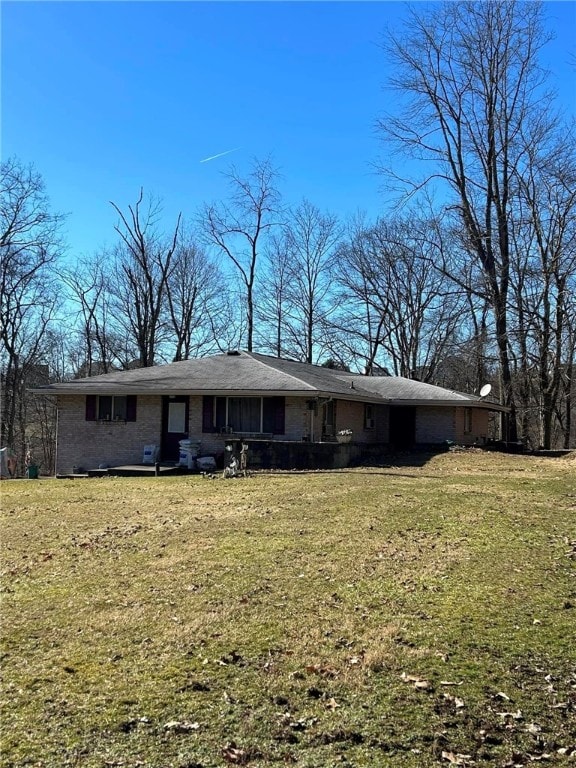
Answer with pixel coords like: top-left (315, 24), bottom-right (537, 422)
top-left (1, 1), bottom-right (575, 472)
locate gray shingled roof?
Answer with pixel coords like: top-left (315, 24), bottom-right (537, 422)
top-left (32, 351), bottom-right (506, 410)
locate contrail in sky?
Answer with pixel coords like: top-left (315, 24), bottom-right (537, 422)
top-left (200, 147), bottom-right (241, 163)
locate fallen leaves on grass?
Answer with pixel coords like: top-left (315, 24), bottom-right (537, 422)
top-left (443, 693), bottom-right (465, 708)
top-left (163, 720), bottom-right (200, 733)
top-left (222, 743), bottom-right (246, 764)
top-left (305, 663), bottom-right (338, 678)
top-left (3, 461), bottom-right (575, 766)
top-left (222, 742), bottom-right (263, 764)
top-left (401, 671), bottom-right (431, 689)
top-left (441, 750), bottom-right (473, 765)
top-left (219, 650), bottom-right (245, 666)
top-left (71, 523), bottom-right (144, 551)
top-left (497, 709), bottom-right (523, 721)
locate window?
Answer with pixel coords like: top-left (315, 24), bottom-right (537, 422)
top-left (167, 401), bottom-right (187, 433)
top-left (464, 407), bottom-right (473, 434)
top-left (98, 395), bottom-right (127, 421)
top-left (227, 397), bottom-right (261, 433)
top-left (202, 396), bottom-right (285, 434)
top-left (364, 404), bottom-right (375, 430)
top-left (85, 394), bottom-right (137, 422)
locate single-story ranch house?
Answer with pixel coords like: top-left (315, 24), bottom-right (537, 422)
top-left (33, 351), bottom-right (507, 474)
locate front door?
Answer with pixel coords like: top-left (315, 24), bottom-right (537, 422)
top-left (161, 396), bottom-right (189, 461)
top-left (389, 406), bottom-right (416, 449)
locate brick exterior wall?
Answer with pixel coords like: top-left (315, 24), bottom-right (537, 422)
top-left (188, 395), bottom-right (210, 452)
top-left (335, 400), bottom-right (387, 443)
top-left (286, 396), bottom-right (312, 440)
top-left (56, 395), bottom-right (162, 474)
top-left (415, 406), bottom-right (456, 444)
top-left (415, 406), bottom-right (490, 445)
top-left (55, 393), bottom-right (492, 474)
top-left (455, 407), bottom-right (490, 445)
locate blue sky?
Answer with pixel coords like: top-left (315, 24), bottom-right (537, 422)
top-left (3, 1), bottom-right (575, 260)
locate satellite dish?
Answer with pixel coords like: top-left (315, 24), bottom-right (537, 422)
top-left (479, 384), bottom-right (492, 398)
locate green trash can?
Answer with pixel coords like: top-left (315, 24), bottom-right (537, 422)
top-left (26, 464), bottom-right (39, 479)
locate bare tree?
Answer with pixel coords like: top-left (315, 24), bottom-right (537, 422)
top-left (327, 215), bottom-right (387, 374)
top-left (166, 225), bottom-right (227, 360)
top-left (201, 158), bottom-right (282, 351)
top-left (282, 199), bottom-right (342, 363)
top-left (0, 157), bottom-right (65, 472)
top-left (510, 133), bottom-right (576, 448)
top-left (423, 214), bottom-right (496, 394)
top-left (61, 252), bottom-right (123, 376)
top-left (559, 284), bottom-right (576, 448)
top-left (256, 233), bottom-right (295, 358)
top-left (381, 0), bottom-right (557, 440)
top-left (335, 216), bottom-right (462, 380)
top-left (110, 189), bottom-right (181, 367)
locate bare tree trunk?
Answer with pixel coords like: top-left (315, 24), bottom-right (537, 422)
top-left (1, 159), bottom-right (63, 470)
top-left (335, 216), bottom-right (461, 381)
top-left (200, 158), bottom-right (281, 352)
top-left (380, 1), bottom-right (558, 441)
top-left (110, 189), bottom-right (181, 367)
top-left (280, 200), bottom-right (341, 364)
top-left (165, 227), bottom-right (225, 361)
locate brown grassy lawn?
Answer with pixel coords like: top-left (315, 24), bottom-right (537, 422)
top-left (1, 451), bottom-right (575, 768)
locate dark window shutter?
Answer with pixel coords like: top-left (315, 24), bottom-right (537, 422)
top-left (126, 395), bottom-right (137, 422)
top-left (85, 394), bottom-right (97, 421)
top-left (202, 396), bottom-right (214, 432)
top-left (215, 397), bottom-right (227, 431)
top-left (263, 396), bottom-right (285, 434)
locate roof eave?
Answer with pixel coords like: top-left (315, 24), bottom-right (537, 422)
top-left (30, 387), bottom-right (345, 398)
top-left (29, 387), bottom-right (509, 411)
top-left (386, 398), bottom-right (510, 412)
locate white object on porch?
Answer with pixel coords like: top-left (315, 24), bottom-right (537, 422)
top-left (142, 444), bottom-right (158, 464)
top-left (179, 440), bottom-right (201, 468)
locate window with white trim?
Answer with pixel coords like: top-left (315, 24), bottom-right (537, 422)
top-left (364, 404), bottom-right (375, 429)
